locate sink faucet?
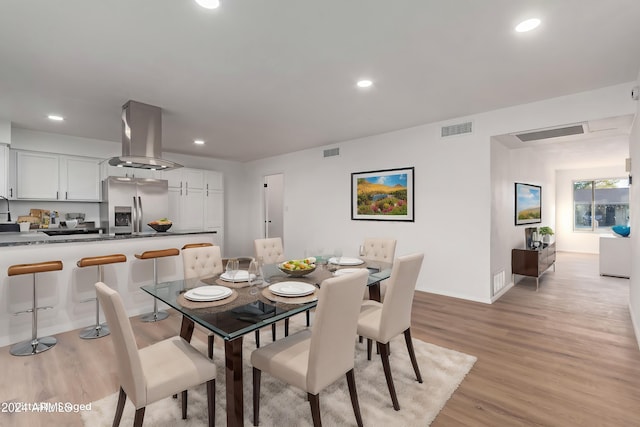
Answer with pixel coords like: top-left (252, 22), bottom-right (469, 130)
top-left (0, 196), bottom-right (11, 222)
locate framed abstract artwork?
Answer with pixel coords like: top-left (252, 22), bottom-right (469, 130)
top-left (351, 167), bottom-right (414, 221)
top-left (515, 182), bottom-right (542, 225)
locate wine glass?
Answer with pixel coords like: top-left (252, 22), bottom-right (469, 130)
top-left (248, 259), bottom-right (259, 296)
top-left (226, 258), bottom-right (239, 284)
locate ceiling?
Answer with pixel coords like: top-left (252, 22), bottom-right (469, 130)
top-left (0, 0), bottom-right (639, 162)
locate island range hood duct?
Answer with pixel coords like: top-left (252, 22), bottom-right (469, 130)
top-left (108, 100), bottom-right (182, 170)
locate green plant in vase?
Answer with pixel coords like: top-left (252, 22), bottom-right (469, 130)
top-left (539, 226), bottom-right (554, 244)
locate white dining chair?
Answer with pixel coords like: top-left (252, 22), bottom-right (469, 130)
top-left (361, 237), bottom-right (397, 301)
top-left (357, 252), bottom-right (424, 411)
top-left (182, 243), bottom-right (224, 358)
top-left (95, 282), bottom-right (217, 427)
top-left (254, 237), bottom-right (285, 264)
top-left (253, 237), bottom-right (303, 342)
top-left (251, 269), bottom-right (369, 427)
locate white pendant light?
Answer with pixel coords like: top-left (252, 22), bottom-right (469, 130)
top-left (195, 0), bottom-right (220, 9)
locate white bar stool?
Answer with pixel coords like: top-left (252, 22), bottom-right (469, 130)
top-left (77, 254), bottom-right (127, 339)
top-left (8, 260), bottom-right (63, 356)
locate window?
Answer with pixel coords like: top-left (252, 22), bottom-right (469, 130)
top-left (573, 178), bottom-right (629, 231)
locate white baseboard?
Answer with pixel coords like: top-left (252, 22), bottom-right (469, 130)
top-left (491, 281), bottom-right (514, 303)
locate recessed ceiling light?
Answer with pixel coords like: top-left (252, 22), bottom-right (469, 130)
top-left (515, 18), bottom-right (541, 33)
top-left (195, 0), bottom-right (220, 9)
top-left (47, 114), bottom-right (64, 121)
top-left (357, 80), bottom-right (373, 88)
top-left (194, 139), bottom-right (205, 145)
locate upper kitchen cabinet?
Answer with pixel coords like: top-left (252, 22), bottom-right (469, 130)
top-left (204, 170), bottom-right (223, 192)
top-left (59, 155), bottom-right (101, 201)
top-left (0, 144), bottom-right (8, 198)
top-left (162, 168), bottom-right (204, 190)
top-left (10, 150), bottom-right (101, 201)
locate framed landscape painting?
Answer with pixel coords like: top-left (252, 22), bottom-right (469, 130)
top-left (515, 182), bottom-right (542, 225)
top-left (351, 167), bottom-right (414, 221)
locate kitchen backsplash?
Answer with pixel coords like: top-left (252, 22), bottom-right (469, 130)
top-left (9, 200), bottom-right (99, 227)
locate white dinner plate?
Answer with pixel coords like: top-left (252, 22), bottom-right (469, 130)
top-left (333, 268), bottom-right (363, 276)
top-left (184, 286), bottom-right (232, 302)
top-left (328, 257), bottom-right (364, 266)
top-left (269, 281), bottom-right (316, 297)
top-left (220, 270), bottom-right (255, 282)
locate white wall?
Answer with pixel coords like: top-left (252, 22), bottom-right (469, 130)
top-left (629, 70), bottom-right (640, 348)
top-left (555, 165), bottom-right (628, 254)
top-left (245, 83), bottom-right (636, 304)
top-left (491, 141), bottom-right (556, 296)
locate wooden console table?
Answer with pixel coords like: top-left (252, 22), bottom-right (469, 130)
top-left (512, 242), bottom-right (556, 291)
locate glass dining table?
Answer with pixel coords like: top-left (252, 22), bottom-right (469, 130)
top-left (141, 259), bottom-right (392, 427)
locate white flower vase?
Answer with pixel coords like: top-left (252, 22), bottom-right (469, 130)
top-left (542, 235), bottom-right (551, 244)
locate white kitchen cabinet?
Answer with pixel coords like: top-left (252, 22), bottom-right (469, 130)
top-left (168, 185), bottom-right (204, 231)
top-left (162, 168), bottom-right (203, 190)
top-left (205, 189), bottom-right (224, 230)
top-left (60, 156), bottom-right (101, 201)
top-left (0, 144), bottom-right (8, 198)
top-left (12, 150), bottom-right (100, 201)
top-left (204, 170), bottom-right (223, 191)
top-left (15, 151), bottom-right (59, 199)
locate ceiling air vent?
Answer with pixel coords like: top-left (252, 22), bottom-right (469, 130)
top-left (441, 121), bottom-right (473, 138)
top-left (323, 147), bottom-right (340, 157)
top-left (515, 124), bottom-right (585, 142)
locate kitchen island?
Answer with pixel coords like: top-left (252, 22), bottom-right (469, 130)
top-left (0, 230), bottom-right (220, 348)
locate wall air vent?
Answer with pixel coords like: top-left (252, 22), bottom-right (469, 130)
top-left (441, 121), bottom-right (473, 137)
top-left (515, 124), bottom-right (585, 142)
top-left (323, 147), bottom-right (340, 157)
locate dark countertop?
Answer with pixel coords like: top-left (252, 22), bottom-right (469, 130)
top-left (0, 229), bottom-right (217, 247)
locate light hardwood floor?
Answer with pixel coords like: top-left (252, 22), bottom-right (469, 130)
top-left (1, 251), bottom-right (639, 426)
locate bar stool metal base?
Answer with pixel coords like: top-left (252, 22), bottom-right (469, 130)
top-left (140, 310), bottom-right (169, 322)
top-left (10, 336), bottom-right (57, 356)
top-left (79, 323), bottom-right (110, 339)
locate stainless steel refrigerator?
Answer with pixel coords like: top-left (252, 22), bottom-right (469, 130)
top-left (100, 176), bottom-right (169, 234)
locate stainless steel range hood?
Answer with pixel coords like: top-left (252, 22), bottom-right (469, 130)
top-left (108, 100), bottom-right (182, 170)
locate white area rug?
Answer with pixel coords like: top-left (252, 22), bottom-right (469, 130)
top-left (82, 325), bottom-right (476, 426)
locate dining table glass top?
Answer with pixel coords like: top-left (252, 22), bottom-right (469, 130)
top-left (141, 259), bottom-right (392, 341)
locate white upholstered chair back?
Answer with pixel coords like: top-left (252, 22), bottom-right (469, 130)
top-left (362, 238), bottom-right (397, 262)
top-left (379, 253), bottom-right (424, 342)
top-left (95, 282), bottom-right (147, 407)
top-left (182, 245), bottom-right (224, 280)
top-left (307, 269), bottom-right (368, 394)
top-left (254, 237), bottom-right (285, 264)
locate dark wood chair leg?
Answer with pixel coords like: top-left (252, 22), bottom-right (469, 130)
top-left (253, 367), bottom-right (261, 426)
top-left (206, 379), bottom-right (215, 427)
top-left (378, 341), bottom-right (400, 410)
top-left (404, 328), bottom-right (423, 383)
top-left (208, 335), bottom-right (215, 359)
top-left (308, 393), bottom-right (322, 427)
top-left (133, 407), bottom-right (145, 427)
top-left (181, 390), bottom-right (188, 419)
top-left (272, 323), bottom-right (277, 341)
top-left (367, 338), bottom-right (373, 361)
top-left (346, 369), bottom-right (363, 427)
top-left (113, 387), bottom-right (127, 427)
top-left (306, 310), bottom-right (310, 326)
top-left (359, 335), bottom-right (363, 344)
top-left (285, 318), bottom-right (290, 337)
top-left (255, 330), bottom-right (260, 348)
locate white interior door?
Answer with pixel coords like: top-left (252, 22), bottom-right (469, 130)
top-left (264, 173), bottom-right (284, 240)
